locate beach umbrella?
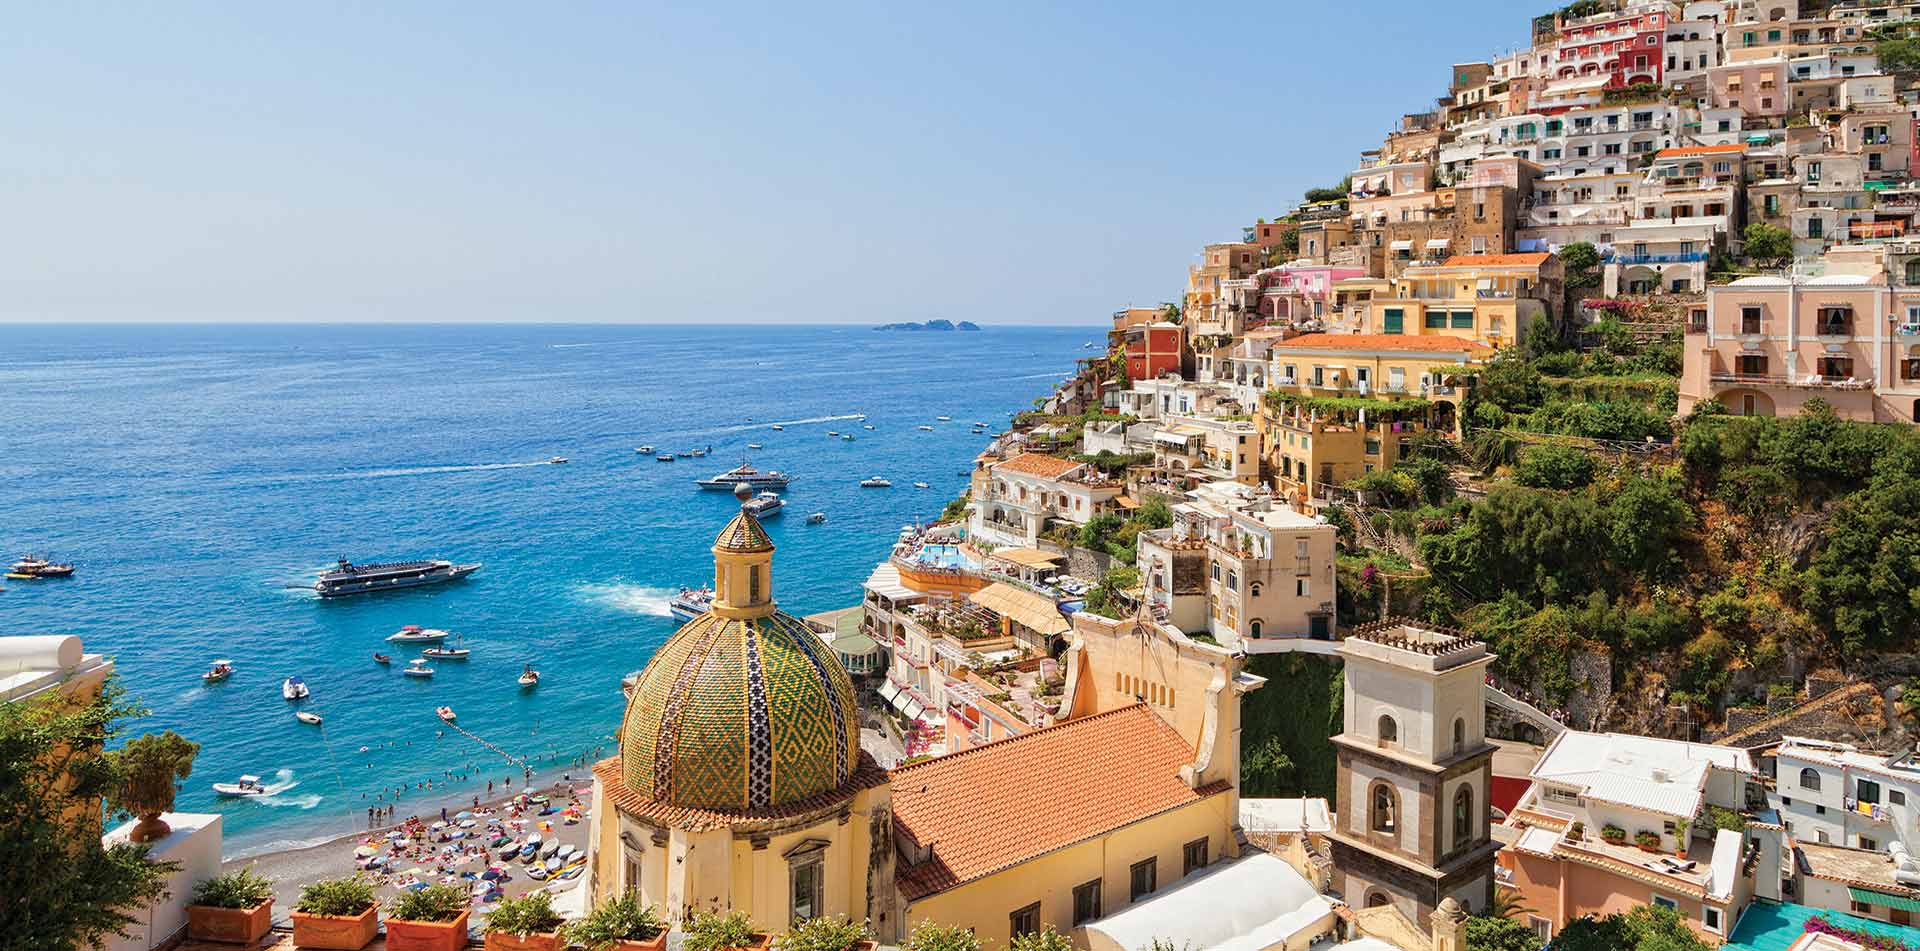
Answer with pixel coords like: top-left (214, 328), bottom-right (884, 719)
top-left (456, 810), bottom-right (474, 819)
top-left (430, 820), bottom-right (447, 830)
top-left (354, 845), bottom-right (377, 857)
top-left (458, 819), bottom-right (476, 828)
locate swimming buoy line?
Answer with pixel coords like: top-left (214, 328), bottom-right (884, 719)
top-left (438, 715), bottom-right (534, 776)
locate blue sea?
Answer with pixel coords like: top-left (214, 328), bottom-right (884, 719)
top-left (0, 323), bottom-right (1091, 856)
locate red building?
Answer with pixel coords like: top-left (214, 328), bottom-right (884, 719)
top-left (1550, 5), bottom-right (1665, 89)
top-left (1124, 322), bottom-right (1183, 382)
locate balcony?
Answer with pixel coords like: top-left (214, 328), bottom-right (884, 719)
top-left (1477, 289), bottom-right (1517, 299)
top-left (1612, 251), bottom-right (1710, 264)
top-left (1710, 372), bottom-right (1873, 390)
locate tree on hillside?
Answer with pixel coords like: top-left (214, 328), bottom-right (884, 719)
top-left (1744, 222), bottom-right (1792, 264)
top-left (1878, 36), bottom-right (1920, 74)
top-left (1303, 176), bottom-right (1352, 203)
top-left (0, 680), bottom-right (180, 951)
top-left (1559, 240), bottom-right (1602, 318)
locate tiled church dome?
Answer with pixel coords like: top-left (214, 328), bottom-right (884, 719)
top-left (617, 511), bottom-right (861, 813)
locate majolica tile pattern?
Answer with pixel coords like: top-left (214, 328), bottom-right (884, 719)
top-left (622, 609), bottom-right (860, 812)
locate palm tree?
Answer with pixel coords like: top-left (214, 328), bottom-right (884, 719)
top-left (1482, 886), bottom-right (1535, 920)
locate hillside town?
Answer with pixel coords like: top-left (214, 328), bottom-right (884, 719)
top-left (29, 3), bottom-right (1920, 951)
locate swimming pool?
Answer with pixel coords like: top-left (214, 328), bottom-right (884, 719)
top-left (908, 543), bottom-right (978, 571)
top-left (1721, 900), bottom-right (1920, 951)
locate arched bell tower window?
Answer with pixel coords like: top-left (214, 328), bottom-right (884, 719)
top-left (1370, 781), bottom-right (1399, 834)
top-left (1377, 713), bottom-right (1399, 746)
top-left (1453, 785), bottom-right (1475, 846)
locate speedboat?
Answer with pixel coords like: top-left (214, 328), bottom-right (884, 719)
top-left (212, 774), bottom-right (269, 797)
top-left (421, 646), bottom-right (470, 661)
top-left (743, 492), bottom-right (784, 518)
top-left (859, 477), bottom-right (892, 488)
top-left (770, 424), bottom-right (784, 430)
top-left (203, 660), bottom-right (234, 684)
top-left (913, 482), bottom-right (930, 489)
top-left (656, 454), bottom-right (675, 462)
top-left (636, 445), bottom-right (654, 453)
top-left (282, 677), bottom-right (310, 700)
top-left (296, 711), bottom-right (323, 725)
top-left (373, 653), bottom-right (391, 665)
top-left (518, 665), bottom-right (540, 689)
top-left (863, 424), bottom-right (875, 430)
top-left (841, 433), bottom-right (854, 441)
top-left (690, 446), bottom-right (710, 457)
top-left (917, 425), bottom-right (934, 431)
top-left (936, 416), bottom-right (952, 421)
top-left (436, 706), bottom-right (457, 722)
top-left (826, 431), bottom-right (839, 437)
top-left (549, 456), bottom-right (568, 465)
top-left (747, 443), bottom-right (763, 449)
top-left (974, 421), bottom-right (988, 427)
top-left (669, 587), bottom-right (713, 622)
top-left (387, 625), bottom-right (451, 644)
top-left (806, 512), bottom-right (827, 525)
top-left (403, 659), bottom-right (435, 678)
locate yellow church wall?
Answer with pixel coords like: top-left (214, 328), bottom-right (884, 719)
top-left (901, 794), bottom-right (1233, 950)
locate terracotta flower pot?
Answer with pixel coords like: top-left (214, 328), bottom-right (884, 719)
top-left (485, 931), bottom-right (564, 951)
top-left (608, 936), bottom-right (668, 951)
top-left (186, 900), bottom-right (274, 944)
top-left (291, 906), bottom-right (380, 950)
top-left (385, 909), bottom-right (472, 951)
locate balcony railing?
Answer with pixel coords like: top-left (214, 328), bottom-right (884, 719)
top-left (1710, 372), bottom-right (1874, 390)
top-left (1612, 251), bottom-right (1710, 264)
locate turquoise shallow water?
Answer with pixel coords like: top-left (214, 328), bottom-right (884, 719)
top-left (0, 322), bottom-right (1090, 855)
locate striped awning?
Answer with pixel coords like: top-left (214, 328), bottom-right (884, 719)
top-left (1849, 887), bottom-right (1920, 913)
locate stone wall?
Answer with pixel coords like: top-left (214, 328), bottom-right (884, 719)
top-left (1038, 539), bottom-right (1116, 581)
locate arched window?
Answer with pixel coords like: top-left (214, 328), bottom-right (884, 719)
top-left (1371, 783), bottom-right (1398, 833)
top-left (1801, 768), bottom-right (1822, 791)
top-left (1453, 717), bottom-right (1467, 754)
top-left (1249, 581), bottom-right (1262, 598)
top-left (1249, 619), bottom-right (1263, 637)
top-left (1378, 714), bottom-right (1399, 745)
top-left (1454, 786), bottom-right (1475, 845)
top-left (1365, 891), bottom-right (1392, 908)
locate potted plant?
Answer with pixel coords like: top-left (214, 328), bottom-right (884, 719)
top-left (105, 730), bottom-right (199, 843)
top-left (779, 916), bottom-right (876, 951)
top-left (1674, 818), bottom-right (1693, 857)
top-left (291, 876), bottom-right (380, 950)
top-left (901, 922), bottom-right (979, 951)
top-left (484, 890), bottom-right (566, 951)
top-left (566, 893), bottom-right (668, 951)
top-left (185, 866), bottom-right (275, 944)
top-left (1568, 821), bottom-right (1585, 841)
top-left (385, 883), bottom-right (472, 951)
top-left (1634, 831), bottom-right (1662, 853)
top-left (685, 910), bottom-right (770, 951)
top-left (1600, 824), bottom-right (1627, 845)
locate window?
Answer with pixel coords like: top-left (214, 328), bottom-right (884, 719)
top-left (1072, 880), bottom-right (1102, 925)
top-left (1010, 902), bottom-right (1041, 937)
top-left (1894, 790), bottom-right (1907, 806)
top-left (1705, 906), bottom-right (1723, 934)
top-left (1453, 786), bottom-right (1475, 845)
top-left (1371, 783), bottom-right (1398, 833)
top-left (1296, 578), bottom-right (1310, 598)
top-left (1381, 308), bottom-right (1403, 334)
top-left (1378, 714), bottom-right (1398, 744)
top-left (1653, 894), bottom-right (1679, 911)
top-left (1801, 768), bottom-right (1822, 791)
top-left (749, 564), bottom-right (761, 602)
top-left (1859, 779), bottom-right (1883, 804)
top-left (1862, 836), bottom-right (1879, 851)
top-left (790, 856), bottom-right (824, 925)
top-left (1453, 718), bottom-right (1466, 753)
top-left (1129, 858), bottom-right (1157, 901)
top-left (1450, 311), bottom-right (1474, 329)
top-left (1853, 899), bottom-right (1873, 915)
top-left (1425, 310), bottom-right (1447, 329)
top-left (1737, 354), bottom-right (1768, 376)
top-left (1741, 306), bottom-right (1762, 334)
top-left (1184, 837), bottom-right (1209, 876)
top-left (1528, 916), bottom-right (1553, 941)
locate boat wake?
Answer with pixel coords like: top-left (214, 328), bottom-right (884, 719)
top-left (247, 460), bottom-right (557, 487)
top-left (658, 413), bottom-right (866, 440)
top-left (255, 769), bottom-right (321, 809)
top-left (576, 582), bottom-right (677, 618)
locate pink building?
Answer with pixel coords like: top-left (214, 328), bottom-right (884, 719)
top-left (1678, 244), bottom-right (1920, 423)
top-left (1709, 59), bottom-right (1791, 118)
top-left (1257, 262), bottom-right (1368, 324)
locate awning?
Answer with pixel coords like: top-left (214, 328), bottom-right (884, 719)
top-left (1746, 134), bottom-right (1771, 144)
top-left (1389, 240), bottom-right (1414, 250)
top-left (1425, 239), bottom-right (1451, 249)
top-left (879, 680), bottom-right (902, 704)
top-left (1849, 887), bottom-right (1920, 913)
top-left (1082, 852), bottom-right (1334, 951)
top-left (989, 547), bottom-right (1063, 569)
top-left (864, 562), bottom-right (917, 601)
top-left (969, 582), bottom-right (1069, 637)
top-left (1867, 180), bottom-right (1893, 192)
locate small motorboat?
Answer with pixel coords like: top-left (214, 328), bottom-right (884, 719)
top-left (548, 456), bottom-right (568, 465)
top-left (296, 710), bottom-right (323, 725)
top-left (421, 646), bottom-right (470, 661)
top-left (690, 446), bottom-right (710, 457)
top-left (806, 512), bottom-right (827, 525)
top-left (917, 425), bottom-right (934, 431)
top-left (636, 445), bottom-right (654, 453)
top-left (526, 864), bottom-right (550, 881)
top-left (282, 676), bottom-right (310, 700)
top-left (435, 706), bottom-right (457, 722)
top-left (656, 454), bottom-right (675, 462)
top-left (497, 840), bottom-right (521, 861)
top-left (770, 424), bottom-right (784, 430)
top-left (553, 844), bottom-right (577, 864)
top-left (860, 477), bottom-right (892, 488)
top-left (841, 433), bottom-right (854, 441)
top-left (747, 443), bottom-right (763, 449)
top-left (373, 653), bottom-right (391, 665)
top-left (403, 659), bottom-right (435, 678)
top-left (913, 482), bottom-right (930, 489)
top-left (387, 625), bottom-right (451, 644)
top-left (863, 424), bottom-right (875, 430)
top-left (212, 774), bottom-right (269, 797)
top-left (519, 836), bottom-right (541, 861)
top-left (827, 430), bottom-right (839, 437)
top-left (541, 839), bottom-right (561, 860)
top-left (203, 660), bottom-right (234, 684)
top-left (518, 665), bottom-right (540, 689)
top-left (743, 491), bottom-right (784, 518)
top-left (544, 855), bottom-right (563, 873)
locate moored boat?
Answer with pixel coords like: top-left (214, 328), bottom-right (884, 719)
top-left (296, 710), bottom-right (323, 725)
top-left (743, 491), bottom-right (784, 518)
top-left (518, 665), bottom-right (540, 689)
top-left (435, 706), bottom-right (457, 722)
top-left (636, 445), bottom-right (654, 453)
top-left (859, 477), bottom-right (892, 488)
top-left (917, 425), bottom-right (934, 431)
top-left (747, 443), bottom-right (763, 449)
top-left (314, 558), bottom-right (479, 598)
top-left (387, 625), bottom-right (451, 644)
top-left (656, 453), bottom-right (675, 461)
top-left (372, 653), bottom-right (391, 664)
top-left (402, 659), bottom-right (434, 678)
top-left (9, 554), bottom-right (74, 578)
top-left (806, 512), bottom-right (827, 524)
top-left (913, 482), bottom-right (930, 488)
top-left (421, 646), bottom-right (470, 661)
top-left (282, 676), bottom-right (310, 700)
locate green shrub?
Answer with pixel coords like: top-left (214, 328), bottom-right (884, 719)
top-left (686, 910), bottom-right (760, 951)
top-left (485, 890), bottom-right (564, 937)
top-left (567, 893), bottom-right (666, 949)
top-left (1007, 926), bottom-right (1072, 951)
top-left (293, 876), bottom-right (376, 917)
top-left (902, 922), bottom-right (980, 951)
top-left (780, 916), bottom-right (871, 951)
top-left (189, 866), bottom-right (274, 909)
top-left (387, 883), bottom-right (467, 923)
top-left (1513, 444), bottom-right (1595, 489)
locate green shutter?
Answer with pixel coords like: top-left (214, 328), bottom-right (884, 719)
top-left (1383, 309), bottom-right (1404, 334)
top-left (1425, 310), bottom-right (1448, 329)
top-left (1451, 311), bottom-right (1475, 329)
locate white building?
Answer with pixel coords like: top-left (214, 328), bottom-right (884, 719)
top-left (1774, 737), bottom-right (1920, 852)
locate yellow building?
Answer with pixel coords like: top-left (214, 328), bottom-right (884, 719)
top-left (590, 496), bottom-right (895, 933)
top-left (1260, 334), bottom-right (1488, 508)
top-left (1364, 252), bottom-right (1562, 350)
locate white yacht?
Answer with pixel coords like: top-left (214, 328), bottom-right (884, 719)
top-left (859, 477), bottom-right (892, 488)
top-left (281, 677), bottom-right (310, 700)
top-left (386, 625), bottom-right (451, 644)
top-left (743, 492), bottom-right (784, 518)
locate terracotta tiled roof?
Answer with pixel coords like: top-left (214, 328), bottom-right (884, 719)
top-left (594, 754), bottom-right (888, 832)
top-left (992, 452), bottom-right (1083, 479)
top-left (1657, 143), bottom-right (1747, 158)
top-left (1438, 252), bottom-right (1553, 267)
top-left (1268, 333), bottom-right (1492, 355)
top-left (890, 704), bottom-right (1227, 901)
top-left (713, 510), bottom-right (774, 553)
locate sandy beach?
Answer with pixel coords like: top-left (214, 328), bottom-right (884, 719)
top-left (226, 778), bottom-right (597, 917)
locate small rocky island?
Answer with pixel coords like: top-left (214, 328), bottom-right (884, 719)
top-left (873, 319), bottom-right (980, 332)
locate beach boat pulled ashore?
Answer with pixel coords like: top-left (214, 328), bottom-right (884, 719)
top-left (282, 676), bottom-right (310, 700)
top-left (212, 774), bottom-right (268, 797)
top-left (314, 557), bottom-right (479, 598)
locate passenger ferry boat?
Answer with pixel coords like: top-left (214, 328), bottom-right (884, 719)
top-left (313, 558), bottom-right (479, 598)
top-left (669, 587), bottom-right (713, 622)
top-left (694, 463), bottom-right (790, 491)
top-left (8, 554), bottom-right (74, 578)
top-left (742, 492), bottom-right (784, 518)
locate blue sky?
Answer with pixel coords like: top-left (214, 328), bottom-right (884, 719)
top-left (0, 2), bottom-right (1545, 325)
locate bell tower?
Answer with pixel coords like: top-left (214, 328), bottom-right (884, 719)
top-left (710, 483), bottom-right (776, 620)
top-left (1327, 619), bottom-right (1496, 929)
